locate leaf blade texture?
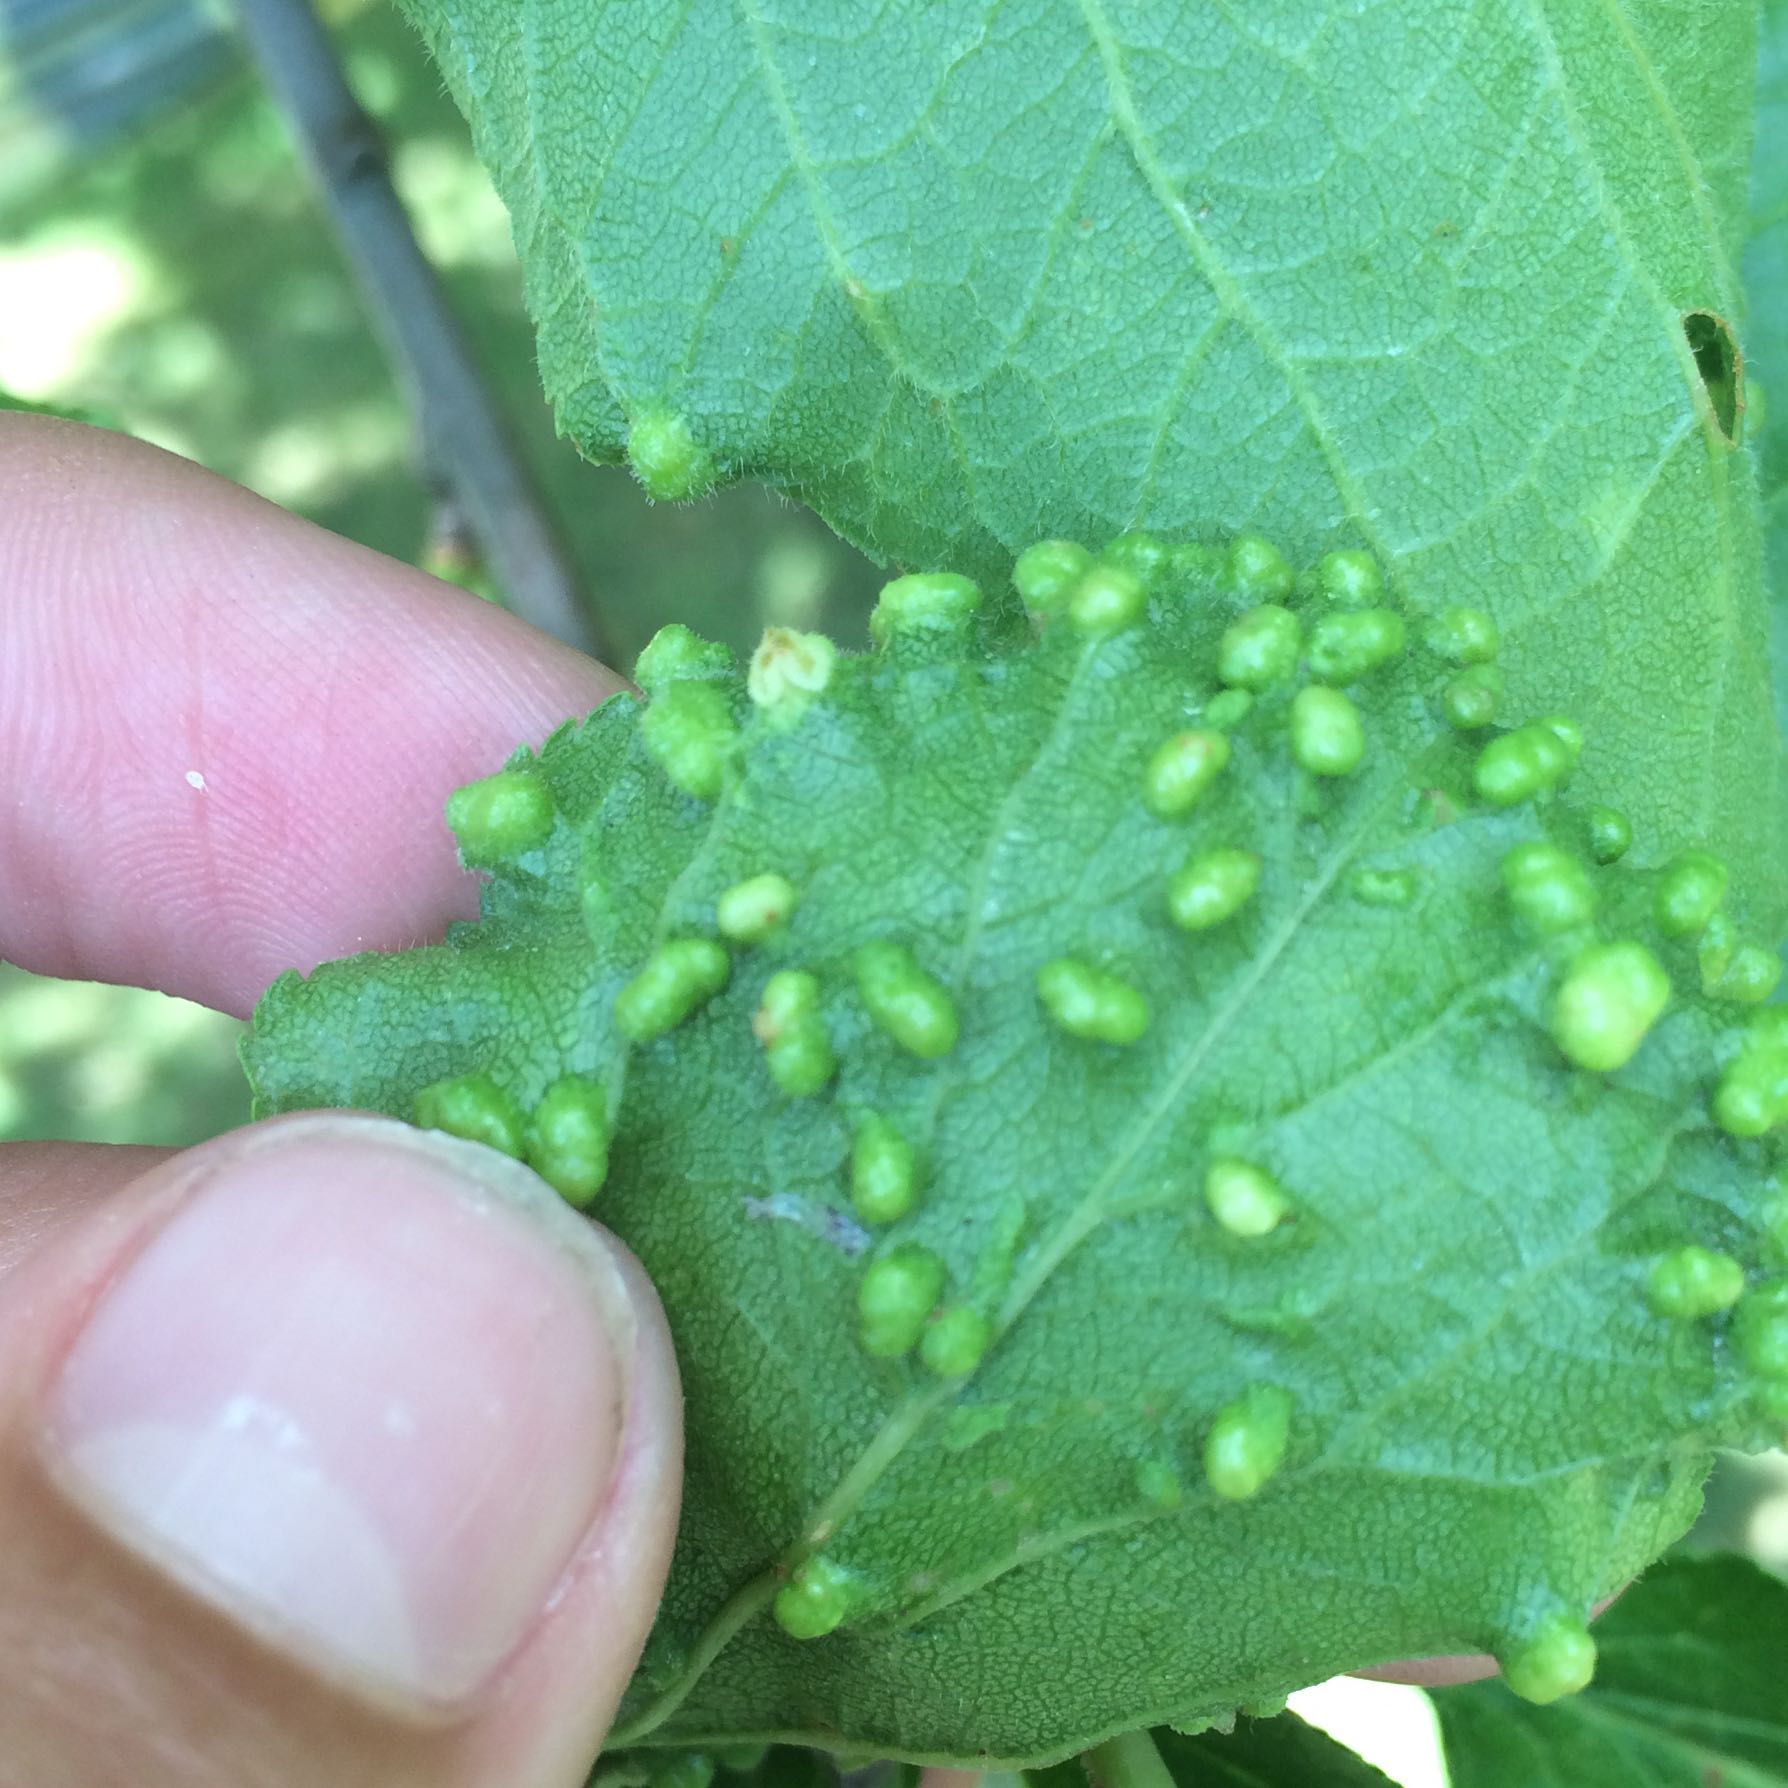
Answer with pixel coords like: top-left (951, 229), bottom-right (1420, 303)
top-left (246, 551), bottom-right (1788, 1763)
top-left (400, 0), bottom-right (1784, 911)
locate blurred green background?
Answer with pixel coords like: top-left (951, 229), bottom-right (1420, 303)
top-left (0, 0), bottom-right (882, 1152)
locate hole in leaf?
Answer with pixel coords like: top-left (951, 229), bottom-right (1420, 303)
top-left (1682, 310), bottom-right (1743, 443)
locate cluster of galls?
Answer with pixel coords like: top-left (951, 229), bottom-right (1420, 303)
top-left (416, 524), bottom-right (1785, 1703)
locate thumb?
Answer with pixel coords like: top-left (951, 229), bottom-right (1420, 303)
top-left (0, 1115), bottom-right (682, 1788)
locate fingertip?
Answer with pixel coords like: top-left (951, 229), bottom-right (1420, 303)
top-left (0, 417), bottom-right (622, 1014)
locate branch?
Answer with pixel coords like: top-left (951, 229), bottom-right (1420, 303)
top-left (229, 0), bottom-right (608, 660)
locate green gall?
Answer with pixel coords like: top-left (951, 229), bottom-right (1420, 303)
top-left (1168, 847), bottom-right (1262, 932)
top-left (858, 1243), bottom-right (948, 1358)
top-left (851, 1113), bottom-right (919, 1225)
top-left (855, 941), bottom-right (959, 1058)
top-left (1203, 689), bottom-right (1254, 732)
top-left (1316, 547), bottom-right (1384, 608)
top-left (1713, 1048), bottom-right (1788, 1138)
top-left (1036, 957), bottom-right (1152, 1045)
top-left (1144, 729), bottom-right (1230, 818)
top-left (747, 627), bottom-right (836, 721)
top-left (1306, 608), bottom-right (1406, 685)
top-left (921, 1305), bottom-right (993, 1378)
top-left (1217, 604), bottom-right (1301, 691)
top-left (1203, 1383), bottom-right (1294, 1501)
top-left (1654, 849), bottom-right (1729, 938)
top-left (716, 872), bottom-right (798, 944)
top-left (1204, 1158), bottom-right (1291, 1237)
top-left (446, 769), bottom-right (555, 866)
top-left (1472, 724), bottom-right (1573, 807)
top-left (414, 1072), bottom-right (527, 1159)
top-left (1737, 1282), bottom-right (1788, 1380)
top-left (1099, 531), bottom-right (1172, 590)
top-left (1501, 842), bottom-right (1596, 934)
top-left (1240, 1696), bottom-right (1290, 1720)
top-left (1442, 664), bottom-right (1505, 731)
top-left (525, 1076), bottom-right (611, 1206)
top-left (1549, 941), bottom-right (1670, 1073)
top-left (1712, 945), bottom-right (1785, 1005)
top-left (642, 682), bottom-right (738, 801)
top-left (1226, 533), bottom-right (1294, 602)
top-left (773, 1556), bottom-right (853, 1641)
top-left (1646, 1245), bottom-right (1745, 1319)
top-left (1068, 562), bottom-right (1147, 636)
top-left (1289, 685), bottom-right (1366, 777)
top-left (1501, 1613), bottom-right (1597, 1705)
top-left (1013, 539), bottom-right (1092, 615)
top-left (616, 938), bottom-right (732, 1043)
top-left (1585, 804), bottom-right (1633, 864)
top-left (1349, 867), bottom-right (1419, 909)
top-left (870, 572), bottom-right (982, 645)
top-left (634, 623), bottom-right (734, 694)
top-left (627, 409), bottom-right (716, 502)
top-left (753, 969), bottom-right (836, 1097)
top-left (1426, 605), bottom-right (1500, 665)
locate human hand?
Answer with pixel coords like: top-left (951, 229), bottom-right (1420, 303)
top-left (0, 414), bottom-right (683, 1788)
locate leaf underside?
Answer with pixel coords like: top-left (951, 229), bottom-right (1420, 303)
top-left (246, 556), bottom-right (1785, 1766)
top-left (400, 0), bottom-right (1784, 918)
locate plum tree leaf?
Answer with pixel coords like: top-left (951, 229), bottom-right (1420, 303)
top-left (397, 0), bottom-right (1784, 916)
top-left (245, 545), bottom-right (1788, 1766)
top-left (1435, 1554), bottom-right (1788, 1788)
top-left (1751, 0), bottom-right (1788, 737)
top-left (1151, 1716), bottom-right (1400, 1787)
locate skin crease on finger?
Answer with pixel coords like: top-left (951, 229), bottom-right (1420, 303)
top-left (0, 413), bottom-right (622, 1020)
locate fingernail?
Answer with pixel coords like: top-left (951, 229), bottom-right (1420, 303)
top-left (41, 1116), bottom-right (637, 1713)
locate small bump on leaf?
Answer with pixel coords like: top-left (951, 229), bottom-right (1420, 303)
top-left (773, 1556), bottom-right (853, 1641)
top-left (1144, 730), bottom-right (1230, 818)
top-left (1036, 957), bottom-right (1151, 1044)
top-left (716, 872), bottom-right (798, 944)
top-left (1204, 1158), bottom-right (1292, 1237)
top-left (1203, 1383), bottom-right (1295, 1500)
top-left (1289, 685), bottom-right (1366, 777)
top-left (1226, 533), bottom-right (1294, 602)
top-left (870, 572), bottom-right (982, 645)
top-left (858, 1243), bottom-right (948, 1358)
top-left (921, 1305), bottom-right (992, 1377)
top-left (1647, 1245), bottom-right (1745, 1319)
top-left (1550, 941), bottom-right (1670, 1072)
top-left (627, 409), bottom-right (717, 501)
top-left (1168, 847), bottom-right (1262, 932)
top-left (856, 941), bottom-right (959, 1058)
top-left (1655, 849), bottom-right (1729, 938)
top-left (414, 1072), bottom-right (526, 1159)
top-left (851, 1113), bottom-right (919, 1225)
top-left (446, 769), bottom-right (555, 866)
top-left (525, 1075), bottom-right (611, 1206)
top-left (1218, 605), bottom-right (1301, 691)
top-left (1500, 1612), bottom-right (1597, 1705)
top-left (616, 938), bottom-right (732, 1043)
top-left (1013, 539), bottom-right (1092, 616)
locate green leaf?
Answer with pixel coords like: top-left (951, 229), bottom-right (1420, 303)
top-left (245, 549), bottom-right (1788, 1765)
top-left (1435, 1554), bottom-right (1788, 1788)
top-left (1154, 1717), bottom-right (1399, 1787)
top-left (397, 0), bottom-right (1784, 916)
top-left (1750, 0), bottom-right (1788, 737)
